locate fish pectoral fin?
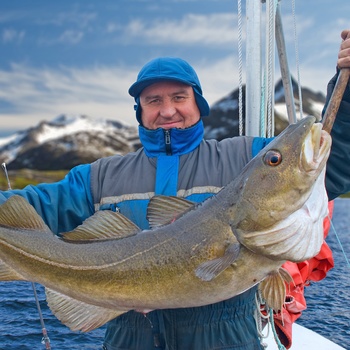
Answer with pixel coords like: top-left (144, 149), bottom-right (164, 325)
top-left (0, 195), bottom-right (51, 233)
top-left (147, 195), bottom-right (196, 228)
top-left (258, 267), bottom-right (293, 312)
top-left (0, 260), bottom-right (27, 281)
top-left (61, 211), bottom-right (141, 242)
top-left (195, 243), bottom-right (240, 282)
top-left (46, 288), bottom-right (127, 332)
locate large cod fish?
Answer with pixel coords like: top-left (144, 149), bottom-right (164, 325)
top-left (0, 116), bottom-right (331, 332)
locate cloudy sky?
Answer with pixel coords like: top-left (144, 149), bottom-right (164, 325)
top-left (0, 0), bottom-right (349, 135)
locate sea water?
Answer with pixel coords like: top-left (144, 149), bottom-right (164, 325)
top-left (0, 199), bottom-right (349, 349)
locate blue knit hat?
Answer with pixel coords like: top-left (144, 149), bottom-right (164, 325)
top-left (129, 57), bottom-right (210, 124)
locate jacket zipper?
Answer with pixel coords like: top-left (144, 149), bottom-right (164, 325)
top-left (164, 130), bottom-right (172, 155)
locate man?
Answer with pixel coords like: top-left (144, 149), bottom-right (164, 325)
top-left (1, 30), bottom-right (350, 350)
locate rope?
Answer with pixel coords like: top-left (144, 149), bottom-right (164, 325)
top-left (254, 289), bottom-right (270, 349)
top-left (255, 290), bottom-right (286, 350)
top-left (260, 75), bottom-right (266, 137)
top-left (265, 0), bottom-right (276, 138)
top-left (269, 309), bottom-right (287, 350)
top-left (237, 0), bottom-right (244, 136)
top-left (291, 0), bottom-right (303, 119)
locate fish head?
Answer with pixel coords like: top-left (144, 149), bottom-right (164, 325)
top-left (233, 115), bottom-right (331, 261)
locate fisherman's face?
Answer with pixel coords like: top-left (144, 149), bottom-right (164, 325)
top-left (139, 81), bottom-right (201, 130)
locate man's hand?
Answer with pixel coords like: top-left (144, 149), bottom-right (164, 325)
top-left (338, 29), bottom-right (350, 69)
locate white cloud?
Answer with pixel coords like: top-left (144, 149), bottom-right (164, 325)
top-left (195, 55), bottom-right (240, 104)
top-left (116, 10), bottom-right (317, 49)
top-left (106, 22), bottom-right (122, 33)
top-left (0, 63), bottom-right (139, 131)
top-left (36, 10), bottom-right (97, 28)
top-left (2, 28), bottom-right (25, 43)
top-left (121, 13), bottom-right (239, 46)
top-left (58, 30), bottom-right (84, 44)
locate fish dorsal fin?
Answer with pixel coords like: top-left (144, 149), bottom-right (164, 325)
top-left (0, 195), bottom-right (51, 233)
top-left (61, 211), bottom-right (141, 242)
top-left (195, 243), bottom-right (241, 281)
top-left (258, 267), bottom-right (293, 313)
top-left (46, 288), bottom-right (127, 332)
top-left (147, 195), bottom-right (195, 228)
top-left (0, 260), bottom-right (27, 281)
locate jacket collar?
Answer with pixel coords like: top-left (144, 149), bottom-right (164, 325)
top-left (138, 120), bottom-right (204, 157)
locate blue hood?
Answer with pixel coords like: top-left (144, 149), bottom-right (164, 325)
top-left (129, 57), bottom-right (210, 124)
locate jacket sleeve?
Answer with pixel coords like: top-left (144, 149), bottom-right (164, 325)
top-left (0, 164), bottom-right (95, 234)
top-left (324, 71), bottom-right (350, 200)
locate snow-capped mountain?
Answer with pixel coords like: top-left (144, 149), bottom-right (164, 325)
top-left (204, 78), bottom-right (326, 140)
top-left (0, 114), bottom-right (140, 170)
top-left (0, 79), bottom-right (327, 171)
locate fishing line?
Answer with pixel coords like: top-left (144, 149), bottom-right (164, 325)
top-left (33, 284), bottom-right (51, 350)
top-left (1, 163), bottom-right (52, 350)
top-left (329, 215), bottom-right (350, 268)
top-left (1, 163), bottom-right (12, 190)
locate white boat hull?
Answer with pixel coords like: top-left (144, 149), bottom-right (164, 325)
top-left (265, 323), bottom-right (345, 349)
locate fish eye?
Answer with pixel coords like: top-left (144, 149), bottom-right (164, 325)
top-left (264, 150), bottom-right (282, 166)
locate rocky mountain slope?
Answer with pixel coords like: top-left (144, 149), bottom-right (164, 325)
top-left (0, 115), bottom-right (140, 170)
top-left (204, 78), bottom-right (326, 140)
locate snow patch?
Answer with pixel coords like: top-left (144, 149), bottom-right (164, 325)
top-left (36, 115), bottom-right (121, 144)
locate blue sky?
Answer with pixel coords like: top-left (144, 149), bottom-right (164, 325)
top-left (0, 0), bottom-right (349, 135)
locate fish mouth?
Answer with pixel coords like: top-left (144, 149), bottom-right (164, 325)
top-left (301, 122), bottom-right (331, 173)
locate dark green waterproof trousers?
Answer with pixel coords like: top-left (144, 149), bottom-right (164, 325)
top-left (102, 286), bottom-right (262, 350)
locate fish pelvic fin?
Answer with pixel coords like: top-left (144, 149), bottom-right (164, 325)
top-left (258, 267), bottom-right (293, 313)
top-left (0, 260), bottom-right (27, 281)
top-left (147, 195), bottom-right (195, 228)
top-left (46, 288), bottom-right (127, 332)
top-left (0, 195), bottom-right (51, 233)
top-left (195, 243), bottom-right (240, 281)
top-left (61, 210), bottom-right (141, 242)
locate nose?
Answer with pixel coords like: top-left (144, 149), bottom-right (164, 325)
top-left (159, 99), bottom-right (176, 118)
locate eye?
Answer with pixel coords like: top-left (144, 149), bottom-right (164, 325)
top-left (264, 150), bottom-right (282, 166)
top-left (173, 95), bottom-right (186, 102)
top-left (149, 98), bottom-right (161, 104)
